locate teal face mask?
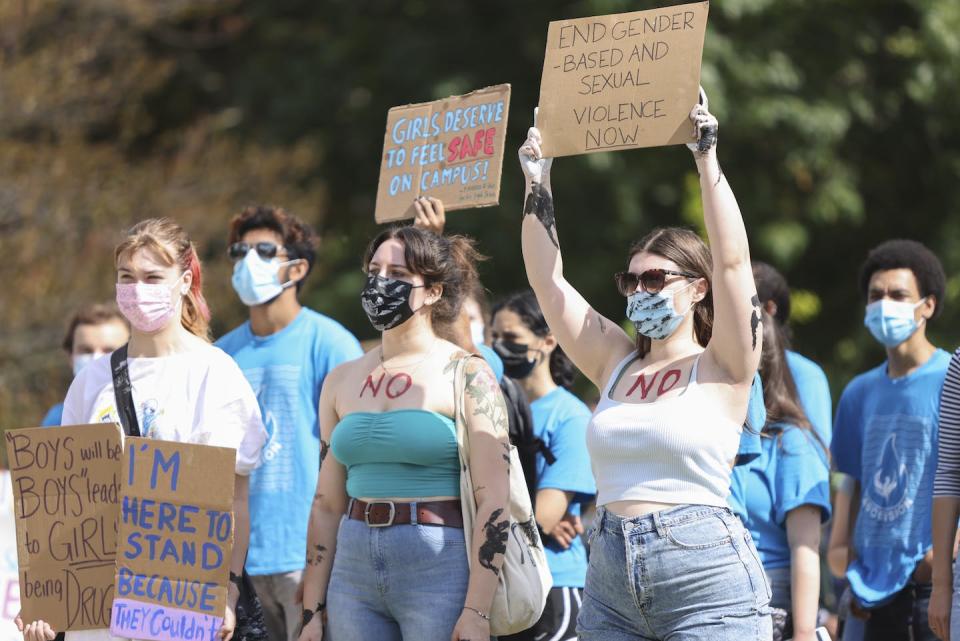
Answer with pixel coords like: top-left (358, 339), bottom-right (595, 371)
top-left (864, 298), bottom-right (926, 348)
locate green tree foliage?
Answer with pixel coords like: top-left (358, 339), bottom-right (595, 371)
top-left (2, 0), bottom-right (959, 437)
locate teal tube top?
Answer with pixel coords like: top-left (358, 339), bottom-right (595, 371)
top-left (330, 409), bottom-right (460, 499)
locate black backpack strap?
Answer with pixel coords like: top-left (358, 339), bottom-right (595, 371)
top-left (110, 344), bottom-right (141, 437)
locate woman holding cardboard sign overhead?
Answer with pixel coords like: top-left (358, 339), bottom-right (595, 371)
top-left (517, 96), bottom-right (773, 639)
top-left (18, 218), bottom-right (267, 641)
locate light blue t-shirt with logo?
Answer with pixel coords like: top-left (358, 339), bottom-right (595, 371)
top-left (531, 387), bottom-right (596, 588)
top-left (831, 348), bottom-right (950, 607)
top-left (216, 308), bottom-right (363, 576)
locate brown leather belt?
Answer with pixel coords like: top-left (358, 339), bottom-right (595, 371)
top-left (348, 499), bottom-right (463, 528)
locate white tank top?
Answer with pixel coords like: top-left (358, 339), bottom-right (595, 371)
top-left (586, 352), bottom-right (742, 508)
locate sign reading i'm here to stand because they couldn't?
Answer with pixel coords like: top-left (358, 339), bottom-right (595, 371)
top-left (374, 84), bottom-right (511, 223)
top-left (5, 423), bottom-right (122, 632)
top-left (111, 438), bottom-right (236, 641)
top-left (537, 1), bottom-right (709, 157)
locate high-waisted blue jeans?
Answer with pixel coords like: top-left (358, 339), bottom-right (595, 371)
top-left (577, 505), bottom-right (773, 640)
top-left (326, 514), bottom-right (469, 641)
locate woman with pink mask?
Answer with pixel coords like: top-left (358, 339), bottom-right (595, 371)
top-left (19, 217), bottom-right (267, 641)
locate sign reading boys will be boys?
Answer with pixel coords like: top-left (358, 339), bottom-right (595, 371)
top-left (537, 2), bottom-right (709, 157)
top-left (374, 84), bottom-right (511, 223)
top-left (111, 438), bottom-right (236, 641)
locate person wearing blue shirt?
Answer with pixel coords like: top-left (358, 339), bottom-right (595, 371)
top-left (216, 205), bottom-right (362, 641)
top-left (730, 307), bottom-right (831, 641)
top-left (41, 303), bottom-right (129, 426)
top-left (491, 291), bottom-right (595, 641)
top-left (831, 240), bottom-right (949, 641)
top-left (753, 261), bottom-right (832, 443)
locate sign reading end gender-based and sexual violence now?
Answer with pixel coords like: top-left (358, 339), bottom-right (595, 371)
top-left (537, 2), bottom-right (709, 157)
top-left (111, 438), bottom-right (236, 641)
top-left (4, 423), bottom-right (122, 631)
top-left (374, 84), bottom-right (511, 223)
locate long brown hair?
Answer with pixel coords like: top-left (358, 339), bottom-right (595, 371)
top-left (362, 225), bottom-right (484, 327)
top-left (758, 309), bottom-right (811, 431)
top-left (628, 227), bottom-right (713, 358)
top-left (115, 218), bottom-right (212, 340)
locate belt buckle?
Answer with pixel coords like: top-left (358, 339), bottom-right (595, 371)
top-left (364, 501), bottom-right (396, 527)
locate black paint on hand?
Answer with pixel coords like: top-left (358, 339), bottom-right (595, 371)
top-left (523, 183), bottom-right (559, 249)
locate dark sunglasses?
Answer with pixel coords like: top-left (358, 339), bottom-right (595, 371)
top-left (228, 242), bottom-right (287, 261)
top-left (614, 269), bottom-right (698, 296)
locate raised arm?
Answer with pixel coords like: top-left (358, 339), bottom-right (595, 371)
top-left (518, 127), bottom-right (633, 388)
top-left (691, 102), bottom-right (762, 385)
top-left (451, 357), bottom-right (512, 641)
top-left (298, 369), bottom-right (349, 641)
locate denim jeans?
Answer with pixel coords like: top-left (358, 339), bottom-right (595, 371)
top-left (577, 505), bottom-right (772, 640)
top-left (842, 582), bottom-right (934, 641)
top-left (327, 515), bottom-right (469, 641)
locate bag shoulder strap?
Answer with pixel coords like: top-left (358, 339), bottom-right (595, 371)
top-left (110, 344), bottom-right (141, 437)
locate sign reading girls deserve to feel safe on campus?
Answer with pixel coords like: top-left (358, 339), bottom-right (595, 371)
top-left (5, 423), bottom-right (122, 632)
top-left (374, 84), bottom-right (511, 223)
top-left (111, 438), bottom-right (236, 641)
top-left (537, 1), bottom-right (709, 157)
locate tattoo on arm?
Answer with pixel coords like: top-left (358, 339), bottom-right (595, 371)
top-left (306, 544), bottom-right (327, 567)
top-left (750, 295), bottom-right (762, 350)
top-left (465, 366), bottom-right (509, 436)
top-left (319, 439), bottom-right (330, 469)
top-left (598, 314), bottom-right (609, 334)
top-left (523, 183), bottom-right (559, 249)
top-left (478, 508), bottom-right (509, 575)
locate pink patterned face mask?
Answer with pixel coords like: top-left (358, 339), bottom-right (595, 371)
top-left (115, 275), bottom-right (185, 333)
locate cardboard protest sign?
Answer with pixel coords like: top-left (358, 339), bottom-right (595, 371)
top-left (537, 1), bottom-right (709, 157)
top-left (1, 471), bottom-right (21, 641)
top-left (112, 438), bottom-right (236, 641)
top-left (374, 84), bottom-right (511, 223)
top-left (4, 424), bottom-right (122, 631)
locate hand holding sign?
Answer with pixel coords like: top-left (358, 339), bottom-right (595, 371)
top-left (687, 87), bottom-right (718, 155)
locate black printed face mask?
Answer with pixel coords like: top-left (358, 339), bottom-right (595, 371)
top-left (360, 274), bottom-right (422, 331)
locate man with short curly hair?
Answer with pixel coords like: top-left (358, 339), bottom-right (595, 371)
top-left (832, 239), bottom-right (949, 641)
top-left (217, 205), bottom-right (362, 641)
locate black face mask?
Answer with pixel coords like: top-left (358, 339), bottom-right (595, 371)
top-left (493, 340), bottom-right (538, 379)
top-left (360, 274), bottom-right (422, 331)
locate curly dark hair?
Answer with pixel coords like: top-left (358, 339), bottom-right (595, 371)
top-left (228, 205), bottom-right (317, 291)
top-left (858, 239), bottom-right (946, 318)
top-left (492, 290), bottom-right (576, 390)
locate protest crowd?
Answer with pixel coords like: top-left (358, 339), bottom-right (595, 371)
top-left (5, 5), bottom-right (960, 641)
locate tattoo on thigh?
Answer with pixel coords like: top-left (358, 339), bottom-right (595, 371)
top-left (750, 295), bottom-right (762, 350)
top-left (479, 508), bottom-right (510, 575)
top-left (523, 183), bottom-right (559, 249)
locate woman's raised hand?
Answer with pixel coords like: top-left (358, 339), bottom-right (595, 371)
top-left (686, 92), bottom-right (719, 156)
top-left (518, 125), bottom-right (553, 186)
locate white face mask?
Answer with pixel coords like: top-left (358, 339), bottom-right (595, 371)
top-left (72, 353), bottom-right (98, 377)
top-left (470, 320), bottom-right (486, 347)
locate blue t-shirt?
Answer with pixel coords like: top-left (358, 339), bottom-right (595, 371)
top-left (216, 308), bottom-right (363, 575)
top-left (736, 373), bottom-right (766, 466)
top-left (476, 344), bottom-right (504, 382)
top-left (41, 403), bottom-right (64, 426)
top-left (787, 350), bottom-right (832, 443)
top-left (531, 387), bottom-right (596, 587)
top-left (729, 423), bottom-right (831, 569)
top-left (831, 348), bottom-right (950, 607)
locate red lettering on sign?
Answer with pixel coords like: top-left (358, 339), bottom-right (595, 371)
top-left (446, 128), bottom-right (496, 163)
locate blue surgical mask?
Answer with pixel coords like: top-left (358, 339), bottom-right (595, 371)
top-left (626, 282), bottom-right (694, 340)
top-left (72, 353), bottom-right (98, 377)
top-left (231, 251), bottom-right (299, 306)
top-left (864, 299), bottom-right (926, 348)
